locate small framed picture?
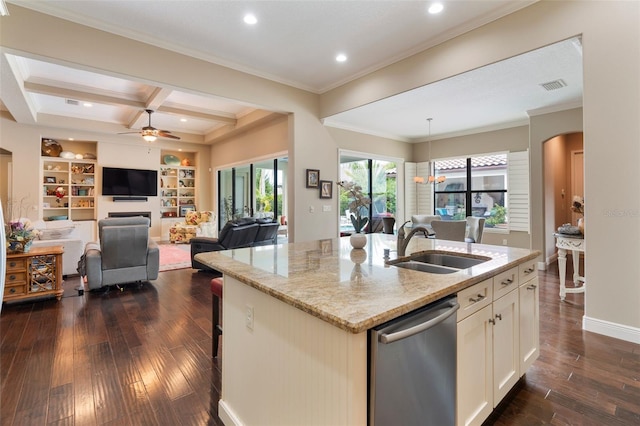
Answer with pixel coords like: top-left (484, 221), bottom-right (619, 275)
top-left (319, 180), bottom-right (332, 199)
top-left (180, 204), bottom-right (196, 217)
top-left (45, 176), bottom-right (56, 183)
top-left (306, 169), bottom-right (320, 188)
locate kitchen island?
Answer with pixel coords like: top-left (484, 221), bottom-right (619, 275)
top-left (195, 234), bottom-right (540, 426)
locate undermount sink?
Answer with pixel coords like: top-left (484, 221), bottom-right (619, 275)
top-left (392, 261), bottom-right (460, 274)
top-left (408, 253), bottom-right (488, 269)
top-left (388, 252), bottom-right (490, 274)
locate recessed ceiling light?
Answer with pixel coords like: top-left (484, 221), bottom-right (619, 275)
top-left (244, 14), bottom-right (257, 25)
top-left (180, 118), bottom-right (187, 122)
top-left (428, 3), bottom-right (444, 14)
top-left (68, 138), bottom-right (74, 141)
top-left (336, 53), bottom-right (347, 63)
top-left (83, 102), bottom-right (93, 107)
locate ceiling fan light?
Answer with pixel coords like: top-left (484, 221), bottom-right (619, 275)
top-left (143, 134), bottom-right (157, 142)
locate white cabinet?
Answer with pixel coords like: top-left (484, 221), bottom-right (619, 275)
top-left (457, 303), bottom-right (493, 426)
top-left (518, 261), bottom-right (540, 373)
top-left (457, 265), bottom-right (530, 426)
top-left (491, 288), bottom-right (519, 403)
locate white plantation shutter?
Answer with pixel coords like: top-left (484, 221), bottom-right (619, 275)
top-left (416, 162), bottom-right (433, 215)
top-left (508, 150), bottom-right (530, 232)
top-left (405, 162), bottom-right (417, 222)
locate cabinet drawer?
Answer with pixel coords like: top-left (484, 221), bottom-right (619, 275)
top-left (5, 272), bottom-right (27, 285)
top-left (6, 258), bottom-right (27, 272)
top-left (4, 284), bottom-right (27, 297)
top-left (519, 261), bottom-right (538, 283)
top-left (493, 267), bottom-right (518, 300)
top-left (457, 278), bottom-right (493, 322)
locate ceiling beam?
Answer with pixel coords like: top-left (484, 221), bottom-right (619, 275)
top-left (127, 87), bottom-right (174, 129)
top-left (23, 81), bottom-right (146, 108)
top-left (157, 105), bottom-right (237, 125)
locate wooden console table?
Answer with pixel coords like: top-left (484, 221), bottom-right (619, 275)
top-left (4, 246), bottom-right (64, 303)
top-left (554, 233), bottom-right (585, 301)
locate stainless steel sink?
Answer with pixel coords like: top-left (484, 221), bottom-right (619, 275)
top-left (392, 261), bottom-right (459, 274)
top-left (388, 252), bottom-right (490, 274)
top-left (408, 253), bottom-right (488, 269)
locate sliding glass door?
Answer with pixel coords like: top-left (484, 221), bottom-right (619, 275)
top-left (218, 157), bottom-right (288, 232)
top-left (339, 154), bottom-right (397, 234)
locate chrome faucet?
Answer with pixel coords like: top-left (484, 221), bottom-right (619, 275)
top-left (397, 220), bottom-right (430, 257)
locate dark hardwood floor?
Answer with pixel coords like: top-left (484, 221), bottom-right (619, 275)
top-left (1, 260), bottom-right (639, 425)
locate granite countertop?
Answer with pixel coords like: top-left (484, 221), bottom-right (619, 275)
top-left (195, 234), bottom-right (540, 333)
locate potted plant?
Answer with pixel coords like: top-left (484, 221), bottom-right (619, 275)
top-left (338, 181), bottom-right (371, 249)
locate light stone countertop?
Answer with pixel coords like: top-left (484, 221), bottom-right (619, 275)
top-left (195, 233), bottom-right (540, 333)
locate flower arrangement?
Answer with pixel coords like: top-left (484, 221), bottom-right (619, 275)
top-left (6, 218), bottom-right (40, 253)
top-left (571, 195), bottom-right (584, 215)
top-left (338, 181), bottom-right (371, 233)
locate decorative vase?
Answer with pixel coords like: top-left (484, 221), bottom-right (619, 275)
top-left (577, 217), bottom-right (585, 235)
top-left (350, 233), bottom-right (367, 249)
top-left (7, 238), bottom-right (33, 254)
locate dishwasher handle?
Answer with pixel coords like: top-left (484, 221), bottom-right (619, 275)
top-left (379, 300), bottom-right (460, 344)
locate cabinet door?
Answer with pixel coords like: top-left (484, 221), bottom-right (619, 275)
top-left (457, 305), bottom-right (493, 426)
top-left (519, 277), bottom-right (540, 373)
top-left (492, 289), bottom-right (519, 403)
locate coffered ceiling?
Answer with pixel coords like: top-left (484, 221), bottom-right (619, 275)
top-left (1, 1), bottom-right (583, 144)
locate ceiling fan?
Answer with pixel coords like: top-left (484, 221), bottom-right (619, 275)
top-left (120, 109), bottom-right (180, 142)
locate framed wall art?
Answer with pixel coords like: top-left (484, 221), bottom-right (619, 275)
top-left (306, 169), bottom-right (320, 188)
top-left (319, 180), bottom-right (333, 199)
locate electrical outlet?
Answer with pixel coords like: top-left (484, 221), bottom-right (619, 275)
top-left (503, 239), bottom-right (508, 246)
top-left (245, 305), bottom-right (254, 330)
top-left (309, 205), bottom-right (315, 213)
top-left (323, 205), bottom-right (331, 212)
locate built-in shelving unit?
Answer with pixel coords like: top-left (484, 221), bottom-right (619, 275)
top-left (160, 151), bottom-right (196, 218)
top-left (41, 157), bottom-right (97, 221)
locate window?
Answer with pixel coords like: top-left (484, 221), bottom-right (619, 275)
top-left (218, 157), bottom-right (288, 231)
top-left (434, 154), bottom-right (509, 228)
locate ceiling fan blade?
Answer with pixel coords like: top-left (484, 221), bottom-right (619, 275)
top-left (159, 131), bottom-right (181, 140)
top-left (118, 131), bottom-right (141, 135)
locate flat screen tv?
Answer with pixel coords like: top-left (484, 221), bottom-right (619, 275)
top-left (102, 167), bottom-right (158, 196)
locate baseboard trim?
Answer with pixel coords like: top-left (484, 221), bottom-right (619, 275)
top-left (219, 400), bottom-right (243, 426)
top-left (583, 315), bottom-right (640, 344)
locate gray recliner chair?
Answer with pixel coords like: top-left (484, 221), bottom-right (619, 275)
top-left (81, 217), bottom-right (159, 290)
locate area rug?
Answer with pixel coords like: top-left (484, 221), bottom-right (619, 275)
top-left (158, 243), bottom-right (192, 271)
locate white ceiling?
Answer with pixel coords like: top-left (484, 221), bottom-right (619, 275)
top-left (1, 0), bottom-right (583, 143)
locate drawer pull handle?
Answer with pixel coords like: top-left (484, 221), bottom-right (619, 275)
top-left (501, 278), bottom-right (514, 286)
top-left (9, 261), bottom-right (17, 267)
top-left (9, 275), bottom-right (16, 281)
top-left (524, 267), bottom-right (535, 274)
top-left (495, 313), bottom-right (502, 321)
top-left (469, 294), bottom-right (485, 303)
top-left (9, 288), bottom-right (16, 294)
top-left (489, 318), bottom-right (496, 325)
top-left (527, 284), bottom-right (537, 290)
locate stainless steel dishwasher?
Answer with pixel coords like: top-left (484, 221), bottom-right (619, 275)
top-left (370, 295), bottom-right (459, 426)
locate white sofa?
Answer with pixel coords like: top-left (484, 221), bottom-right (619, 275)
top-left (31, 220), bottom-right (84, 276)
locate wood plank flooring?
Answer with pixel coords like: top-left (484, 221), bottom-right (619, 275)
top-left (1, 260), bottom-right (639, 425)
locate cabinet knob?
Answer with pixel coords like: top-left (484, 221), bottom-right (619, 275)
top-left (495, 313), bottom-right (502, 321)
top-left (9, 288), bottom-right (16, 294)
top-left (9, 261), bottom-right (17, 268)
top-left (526, 284), bottom-right (537, 290)
top-left (524, 267), bottom-right (535, 274)
top-left (9, 275), bottom-right (16, 281)
top-left (489, 318), bottom-right (496, 325)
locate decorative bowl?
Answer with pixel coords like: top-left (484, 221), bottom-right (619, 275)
top-left (163, 155), bottom-right (180, 166)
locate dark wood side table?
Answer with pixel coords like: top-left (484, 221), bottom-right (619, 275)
top-left (4, 246), bottom-right (64, 303)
